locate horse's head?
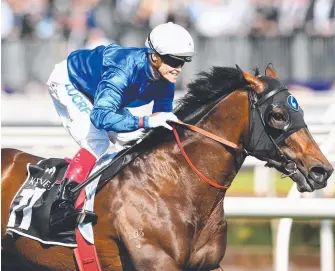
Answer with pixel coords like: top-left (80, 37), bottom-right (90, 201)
top-left (240, 64), bottom-right (333, 192)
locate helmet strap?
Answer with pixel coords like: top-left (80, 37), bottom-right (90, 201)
top-left (147, 31), bottom-right (162, 79)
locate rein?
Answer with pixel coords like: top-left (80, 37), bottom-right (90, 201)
top-left (176, 121), bottom-right (239, 149)
top-left (173, 121), bottom-right (242, 190)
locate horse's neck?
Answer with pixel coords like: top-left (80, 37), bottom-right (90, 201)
top-left (176, 90), bottom-right (249, 220)
top-left (197, 90), bottom-right (249, 151)
top-left (102, 90), bottom-right (249, 229)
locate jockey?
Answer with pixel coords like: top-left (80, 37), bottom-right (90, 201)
top-left (47, 22), bottom-right (195, 231)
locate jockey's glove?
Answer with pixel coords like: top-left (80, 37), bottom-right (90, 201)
top-left (144, 112), bottom-right (179, 130)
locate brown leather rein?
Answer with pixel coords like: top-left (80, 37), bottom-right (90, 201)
top-left (173, 120), bottom-right (243, 190)
top-left (71, 120), bottom-right (244, 194)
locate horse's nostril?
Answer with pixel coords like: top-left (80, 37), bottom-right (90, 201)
top-left (309, 165), bottom-right (330, 183)
top-left (311, 166), bottom-right (327, 176)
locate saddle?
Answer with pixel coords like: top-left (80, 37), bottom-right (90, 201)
top-left (7, 148), bottom-right (135, 241)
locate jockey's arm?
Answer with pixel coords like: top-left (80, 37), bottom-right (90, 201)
top-left (152, 82), bottom-right (175, 113)
top-left (91, 69), bottom-right (141, 133)
top-left (91, 68), bottom-right (178, 132)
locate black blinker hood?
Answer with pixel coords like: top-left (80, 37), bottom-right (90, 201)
top-left (246, 76), bottom-right (307, 159)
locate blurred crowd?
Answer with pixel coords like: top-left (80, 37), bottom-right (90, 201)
top-left (2, 0), bottom-right (335, 45)
top-left (1, 0), bottom-right (335, 94)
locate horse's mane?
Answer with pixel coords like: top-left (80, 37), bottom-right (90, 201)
top-left (175, 66), bottom-right (249, 122)
top-left (128, 66), bottom-right (250, 153)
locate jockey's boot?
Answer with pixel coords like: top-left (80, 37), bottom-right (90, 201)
top-left (49, 148), bottom-right (97, 233)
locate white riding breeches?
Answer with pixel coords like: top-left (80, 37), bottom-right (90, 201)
top-left (46, 60), bottom-right (144, 158)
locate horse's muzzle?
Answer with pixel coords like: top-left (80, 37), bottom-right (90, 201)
top-left (308, 164), bottom-right (333, 185)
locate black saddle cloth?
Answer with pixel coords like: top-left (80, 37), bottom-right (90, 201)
top-left (5, 147), bottom-right (138, 247)
top-left (6, 158), bottom-right (77, 246)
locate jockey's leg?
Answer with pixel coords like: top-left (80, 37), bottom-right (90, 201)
top-left (49, 132), bottom-right (111, 232)
top-left (49, 147), bottom-right (97, 231)
top-left (49, 136), bottom-right (111, 232)
top-left (47, 64), bottom-right (112, 231)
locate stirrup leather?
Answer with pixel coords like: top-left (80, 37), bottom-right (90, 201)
top-left (50, 207), bottom-right (98, 231)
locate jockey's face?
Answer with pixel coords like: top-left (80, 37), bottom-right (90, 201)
top-left (158, 59), bottom-right (183, 83)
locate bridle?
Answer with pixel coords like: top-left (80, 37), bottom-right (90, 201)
top-left (173, 82), bottom-right (304, 190)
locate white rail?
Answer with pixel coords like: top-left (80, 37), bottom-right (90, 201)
top-left (274, 184), bottom-right (300, 271)
top-left (2, 125), bottom-right (335, 160)
top-left (320, 219), bottom-right (334, 271)
top-left (274, 113), bottom-right (335, 271)
top-left (224, 195), bottom-right (334, 271)
top-left (273, 187), bottom-right (334, 271)
top-left (224, 197), bottom-right (335, 219)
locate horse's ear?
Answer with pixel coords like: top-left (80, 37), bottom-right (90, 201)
top-left (265, 63), bottom-right (278, 79)
top-left (236, 64), bottom-right (265, 93)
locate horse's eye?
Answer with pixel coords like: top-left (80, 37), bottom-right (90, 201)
top-left (265, 104), bottom-right (290, 131)
top-left (273, 113), bottom-right (284, 122)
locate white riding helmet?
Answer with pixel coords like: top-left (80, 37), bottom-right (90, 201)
top-left (145, 22), bottom-right (195, 62)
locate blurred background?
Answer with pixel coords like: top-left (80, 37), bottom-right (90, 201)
top-left (1, 0), bottom-right (335, 270)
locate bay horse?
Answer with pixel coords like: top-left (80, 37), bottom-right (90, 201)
top-left (1, 64), bottom-right (333, 271)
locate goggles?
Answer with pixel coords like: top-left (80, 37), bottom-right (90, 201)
top-left (160, 55), bottom-right (186, 68)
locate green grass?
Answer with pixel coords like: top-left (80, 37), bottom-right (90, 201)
top-left (227, 170), bottom-right (319, 195)
top-left (227, 220), bottom-right (335, 248)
